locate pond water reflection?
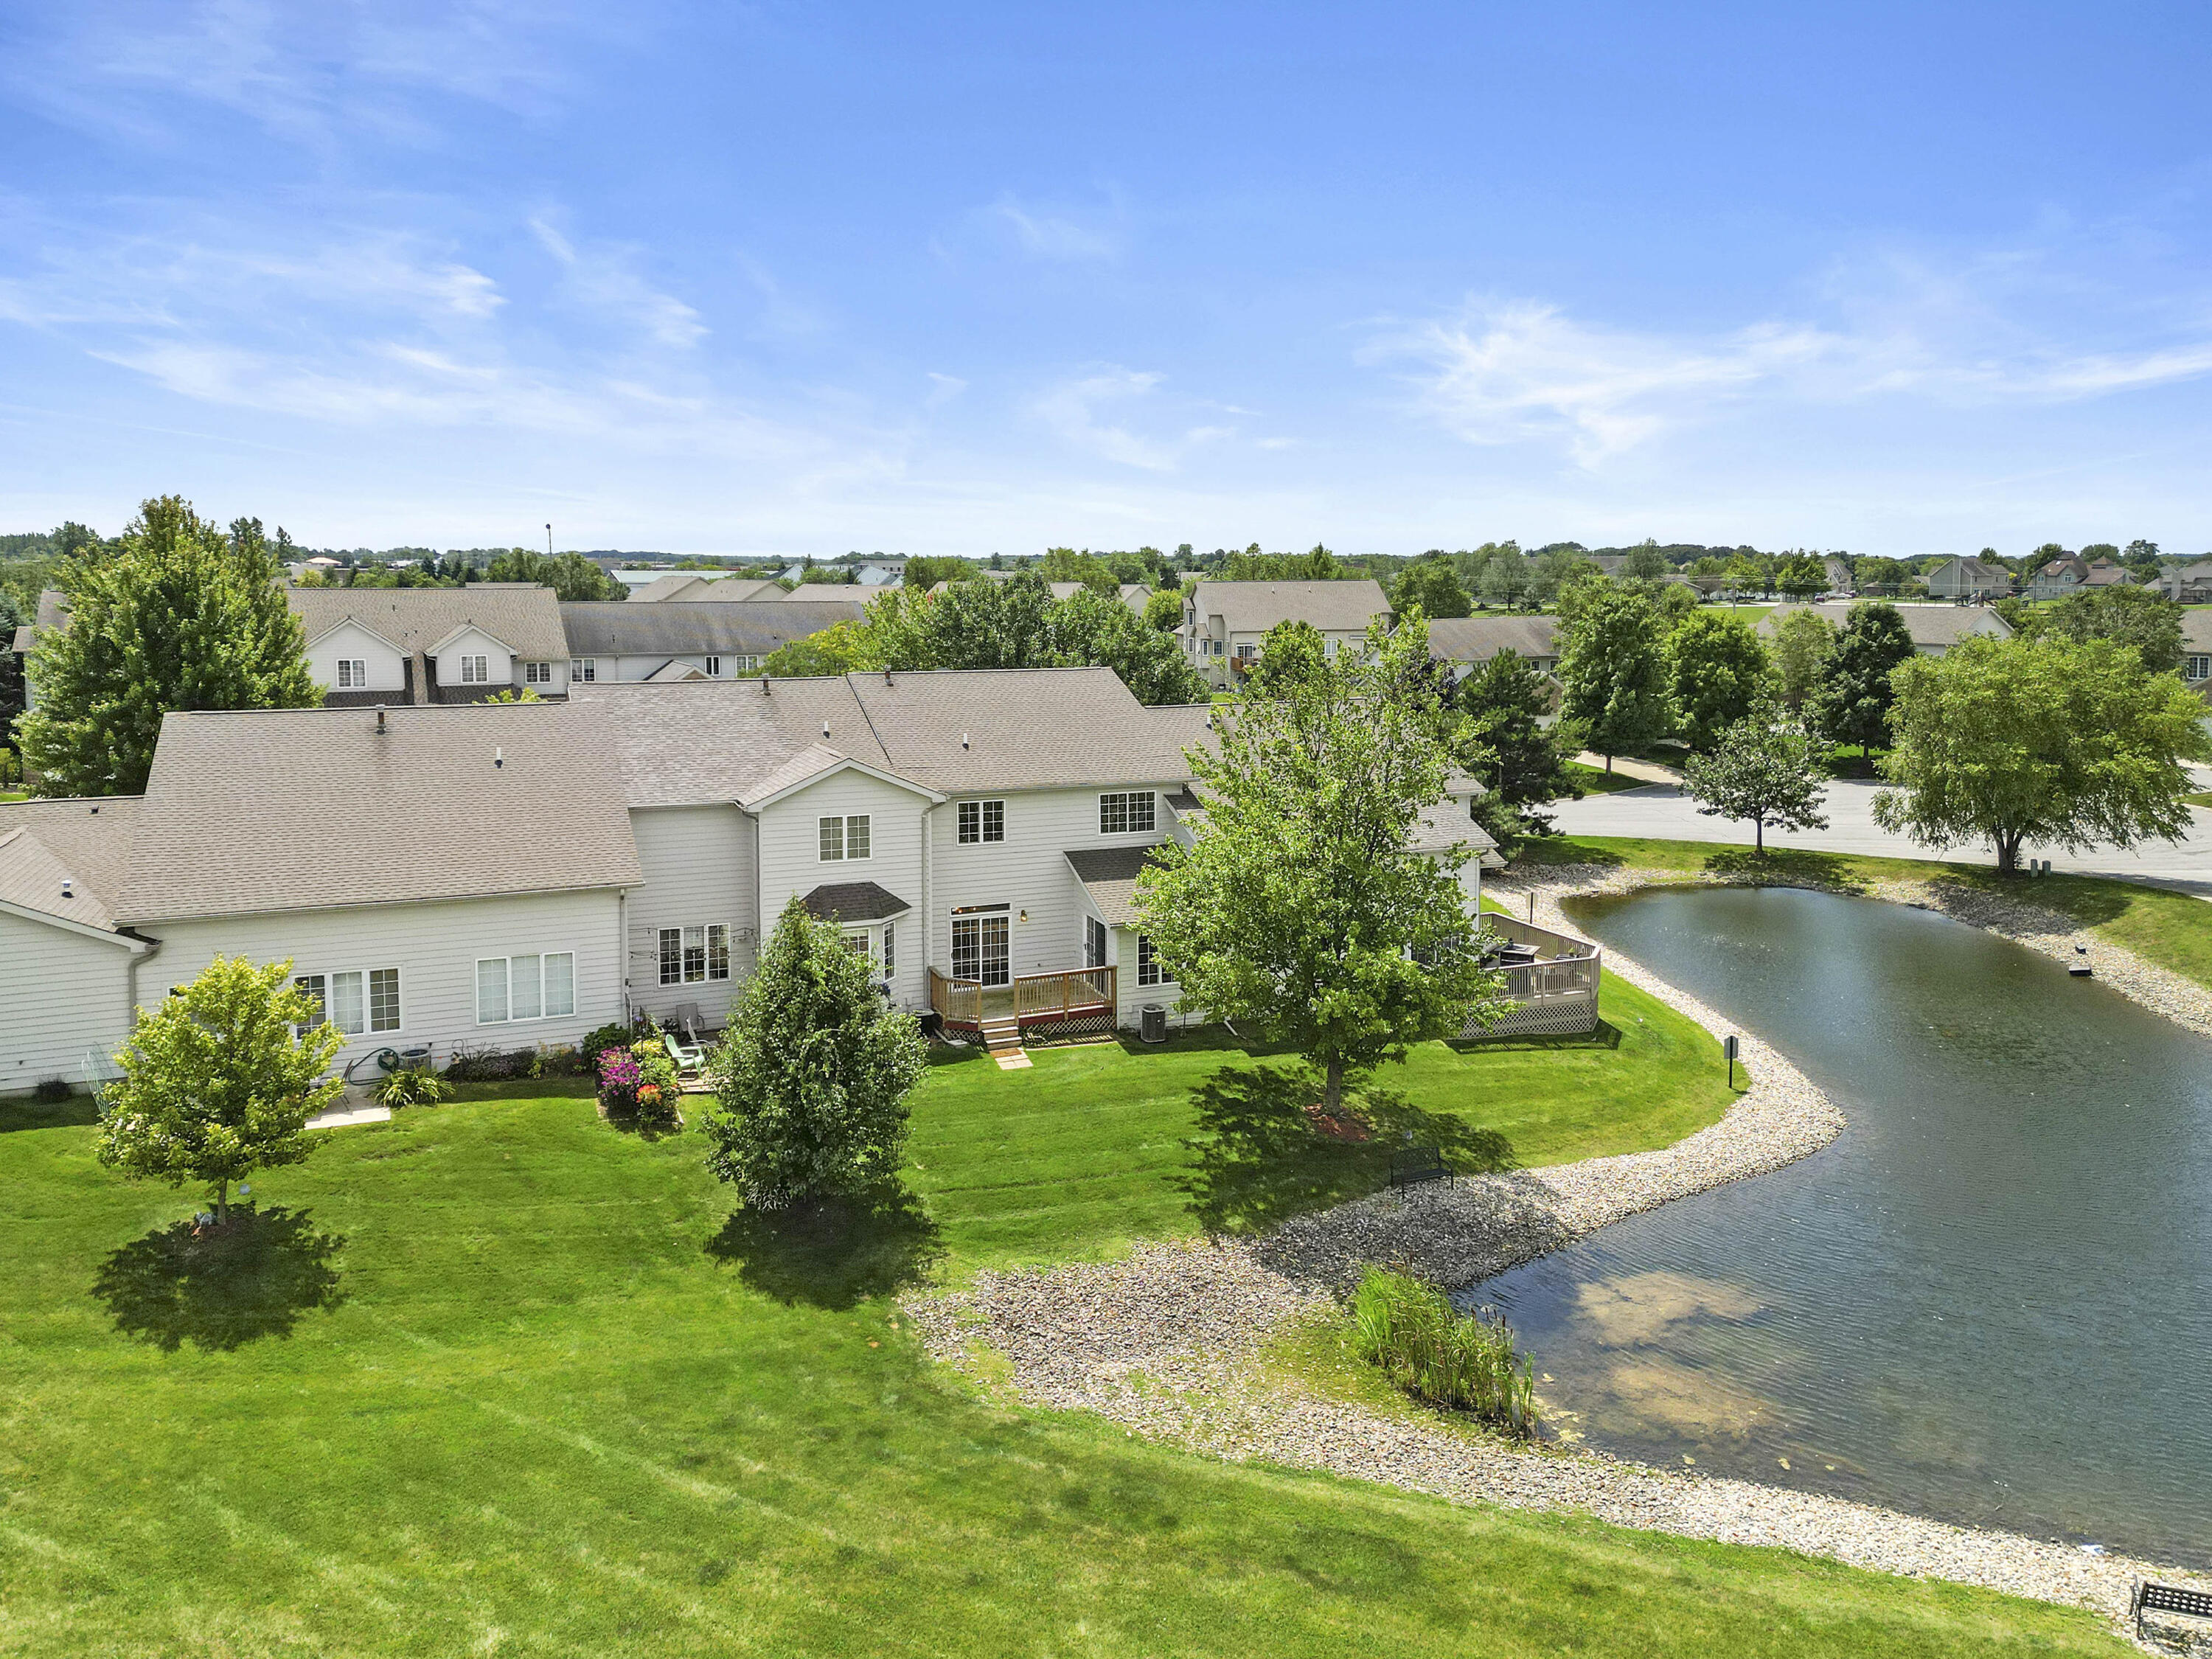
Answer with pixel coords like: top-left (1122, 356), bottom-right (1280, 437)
top-left (1466, 886), bottom-right (2212, 1568)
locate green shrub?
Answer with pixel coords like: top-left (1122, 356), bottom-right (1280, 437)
top-left (1351, 1265), bottom-right (1538, 1436)
top-left (32, 1077), bottom-right (74, 1104)
top-left (580, 1023), bottom-right (646, 1079)
top-left (373, 1068), bottom-right (449, 1109)
top-left (440, 1046), bottom-right (538, 1082)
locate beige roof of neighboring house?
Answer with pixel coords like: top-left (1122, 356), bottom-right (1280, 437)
top-left (1406, 797), bottom-right (1500, 857)
top-left (580, 667), bottom-right (1214, 807)
top-left (0, 796), bottom-right (143, 932)
top-left (1187, 580), bottom-right (1391, 633)
top-left (288, 585), bottom-right (569, 661)
top-left (560, 599), bottom-right (867, 658)
top-left (2180, 611), bottom-right (2212, 653)
top-left (1757, 602), bottom-right (2014, 650)
top-left (113, 703), bottom-right (641, 925)
top-left (625, 574), bottom-right (787, 602)
top-left (1425, 614), bottom-right (1560, 663)
top-left (925, 580), bottom-right (1151, 610)
top-left (10, 588), bottom-right (69, 655)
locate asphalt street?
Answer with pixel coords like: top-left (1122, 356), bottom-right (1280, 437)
top-left (1547, 773), bottom-right (2212, 895)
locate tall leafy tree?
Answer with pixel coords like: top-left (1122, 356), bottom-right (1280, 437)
top-left (96, 957), bottom-right (344, 1225)
top-left (1807, 601), bottom-right (1916, 758)
top-left (1048, 588), bottom-right (1208, 703)
top-left (1770, 607), bottom-right (1837, 712)
top-left (2024, 585), bottom-right (2185, 673)
top-left (1037, 547), bottom-right (1119, 592)
top-left (1458, 647), bottom-right (1582, 841)
top-left (1621, 540), bottom-right (1668, 581)
top-left (20, 498), bottom-right (319, 796)
top-left (1874, 636), bottom-right (2210, 874)
top-left (1667, 611), bottom-right (1773, 751)
top-left (1776, 554), bottom-right (1829, 599)
top-left (701, 897), bottom-right (928, 1211)
top-left (482, 548), bottom-right (626, 600)
top-left (1137, 618), bottom-right (1506, 1115)
top-left (1681, 698), bottom-right (1830, 855)
top-left (1391, 558), bottom-right (1472, 619)
top-left (762, 620), bottom-right (884, 677)
top-left (1478, 554), bottom-right (1528, 611)
top-left (1142, 587), bottom-right (1184, 631)
top-left (1557, 585), bottom-right (1672, 771)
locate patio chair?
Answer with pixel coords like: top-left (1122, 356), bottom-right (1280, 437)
top-left (663, 1003), bottom-right (708, 1074)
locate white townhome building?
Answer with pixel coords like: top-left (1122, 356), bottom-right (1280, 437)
top-left (1178, 580), bottom-right (1394, 687)
top-left (0, 667), bottom-right (1500, 1093)
top-left (560, 599), bottom-right (869, 684)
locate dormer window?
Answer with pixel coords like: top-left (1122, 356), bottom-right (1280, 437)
top-left (459, 655), bottom-right (490, 684)
top-left (336, 658), bottom-right (368, 689)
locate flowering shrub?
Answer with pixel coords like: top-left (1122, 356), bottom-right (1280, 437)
top-left (597, 1039), bottom-right (680, 1133)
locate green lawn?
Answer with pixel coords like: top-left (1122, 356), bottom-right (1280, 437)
top-left (0, 1082), bottom-right (2131, 1657)
top-left (1515, 832), bottom-right (2212, 993)
top-left (1565, 759), bottom-right (1652, 793)
top-left (910, 984), bottom-right (1735, 1270)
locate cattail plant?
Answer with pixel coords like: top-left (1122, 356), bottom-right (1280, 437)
top-left (1351, 1266), bottom-right (1538, 1437)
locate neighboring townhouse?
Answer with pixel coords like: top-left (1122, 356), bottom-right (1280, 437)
top-left (1425, 615), bottom-right (1560, 682)
top-left (1178, 580), bottom-right (1393, 686)
top-left (1756, 602), bottom-right (2014, 656)
top-left (928, 579), bottom-right (1150, 612)
top-left (2182, 610), bottom-right (2212, 695)
top-left (561, 599), bottom-right (870, 684)
top-left (290, 584), bottom-right (573, 703)
top-left (2027, 555), bottom-right (2132, 601)
top-left (0, 667), bottom-right (1498, 1092)
top-left (1822, 556), bottom-right (1854, 591)
top-left (1924, 556), bottom-right (2013, 600)
top-left (2157, 560), bottom-right (2212, 603)
top-left (15, 583), bottom-right (574, 707)
top-left (8, 589), bottom-right (69, 711)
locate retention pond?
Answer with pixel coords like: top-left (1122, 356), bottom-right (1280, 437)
top-left (1472, 886), bottom-right (2212, 1568)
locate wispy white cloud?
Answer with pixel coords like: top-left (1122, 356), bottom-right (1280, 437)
top-left (986, 195), bottom-right (1120, 262)
top-left (925, 372), bottom-right (968, 408)
top-left (1029, 369), bottom-right (1175, 469)
top-left (530, 218), bottom-right (705, 349)
top-left (1376, 279), bottom-right (2212, 466)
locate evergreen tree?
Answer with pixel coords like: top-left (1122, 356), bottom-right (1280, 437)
top-left (20, 497), bottom-right (319, 796)
top-left (1681, 698), bottom-right (1830, 855)
top-left (1457, 648), bottom-right (1582, 840)
top-left (1807, 601), bottom-right (1916, 757)
top-left (1557, 586), bottom-right (1672, 772)
top-left (701, 897), bottom-right (928, 1210)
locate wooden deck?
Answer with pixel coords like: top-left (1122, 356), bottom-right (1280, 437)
top-left (930, 965), bottom-right (1116, 1032)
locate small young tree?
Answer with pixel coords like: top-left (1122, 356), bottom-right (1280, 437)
top-left (95, 957), bottom-right (344, 1225)
top-left (701, 897), bottom-right (929, 1210)
top-left (1666, 611), bottom-right (1773, 751)
top-left (1873, 636), bottom-right (2211, 874)
top-left (20, 500), bottom-right (319, 796)
top-left (1770, 607), bottom-right (1837, 712)
top-left (1808, 600), bottom-right (1916, 757)
top-left (1557, 585), bottom-right (1672, 771)
top-left (1681, 700), bottom-right (1830, 855)
top-left (1137, 618), bottom-right (1507, 1115)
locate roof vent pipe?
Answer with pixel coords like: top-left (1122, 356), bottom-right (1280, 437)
top-left (821, 720), bottom-right (831, 738)
top-left (61, 879), bottom-right (73, 899)
top-left (961, 731), bottom-right (970, 749)
top-left (376, 709), bottom-right (386, 735)
top-left (760, 676), bottom-right (770, 695)
top-left (494, 747), bottom-right (504, 769)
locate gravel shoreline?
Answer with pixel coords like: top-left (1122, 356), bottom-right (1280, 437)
top-left (905, 869), bottom-right (2211, 1641)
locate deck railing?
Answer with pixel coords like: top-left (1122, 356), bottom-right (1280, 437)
top-left (929, 964), bottom-right (1117, 1028)
top-left (1473, 914), bottom-right (1601, 1037)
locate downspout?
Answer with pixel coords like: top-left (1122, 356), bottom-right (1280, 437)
top-left (122, 930), bottom-right (161, 1077)
top-left (919, 799), bottom-right (933, 1008)
top-left (617, 889), bottom-right (630, 1025)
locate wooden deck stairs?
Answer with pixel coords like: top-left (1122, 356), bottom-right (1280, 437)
top-left (981, 1015), bottom-right (1031, 1069)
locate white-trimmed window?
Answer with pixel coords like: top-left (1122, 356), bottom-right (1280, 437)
top-left (575, 658), bottom-right (597, 683)
top-left (2189, 655), bottom-right (2212, 681)
top-left (1136, 935), bottom-right (1163, 987)
top-left (295, 967), bottom-right (402, 1036)
top-left (881, 920), bottom-right (894, 979)
top-left (705, 655), bottom-right (723, 677)
top-left (1085, 916), bottom-right (1107, 969)
top-left (659, 924), bottom-right (731, 986)
top-left (958, 799), bottom-right (1005, 844)
top-left (459, 655), bottom-right (490, 684)
top-left (819, 814), bottom-right (871, 860)
top-left (731, 655), bottom-right (762, 674)
top-left (476, 953), bottom-right (575, 1023)
top-left (335, 658), bottom-right (368, 689)
top-left (1099, 791), bottom-right (1156, 835)
top-left (524, 661), bottom-right (553, 685)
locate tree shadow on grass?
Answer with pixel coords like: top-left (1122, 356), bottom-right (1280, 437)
top-left (0, 1093), bottom-right (101, 1133)
top-left (1511, 835), bottom-right (1626, 870)
top-left (1706, 846), bottom-right (1870, 892)
top-left (91, 1206), bottom-right (347, 1353)
top-left (1175, 1064), bottom-right (1517, 1237)
top-left (704, 1185), bottom-right (944, 1310)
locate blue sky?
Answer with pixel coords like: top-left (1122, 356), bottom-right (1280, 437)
top-left (4, 2), bottom-right (2211, 559)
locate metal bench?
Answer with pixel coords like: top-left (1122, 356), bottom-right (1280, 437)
top-left (2134, 1580), bottom-right (2212, 1642)
top-left (1389, 1145), bottom-right (1451, 1191)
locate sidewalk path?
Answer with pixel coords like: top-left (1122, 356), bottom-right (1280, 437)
top-left (1573, 751), bottom-right (1683, 785)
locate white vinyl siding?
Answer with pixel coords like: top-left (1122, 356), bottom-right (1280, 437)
top-left (305, 619), bottom-right (407, 697)
top-left (627, 804), bottom-right (757, 1027)
top-left (0, 912), bottom-right (136, 1093)
top-left (755, 772), bottom-right (923, 1011)
top-left (139, 891), bottom-right (620, 1068)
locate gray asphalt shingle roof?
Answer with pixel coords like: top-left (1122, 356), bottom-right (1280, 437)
top-left (848, 669), bottom-right (1213, 792)
top-left (114, 703), bottom-right (641, 924)
top-left (1756, 602), bottom-right (2013, 650)
top-left (801, 881), bottom-right (912, 922)
top-left (288, 585), bottom-right (569, 661)
top-left (1188, 580), bottom-right (1391, 633)
top-left (1425, 615), bottom-right (1560, 663)
top-left (1065, 845), bottom-right (1173, 925)
top-left (560, 599), bottom-right (868, 657)
top-left (0, 796), bottom-right (142, 931)
top-left (577, 678), bottom-right (892, 807)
